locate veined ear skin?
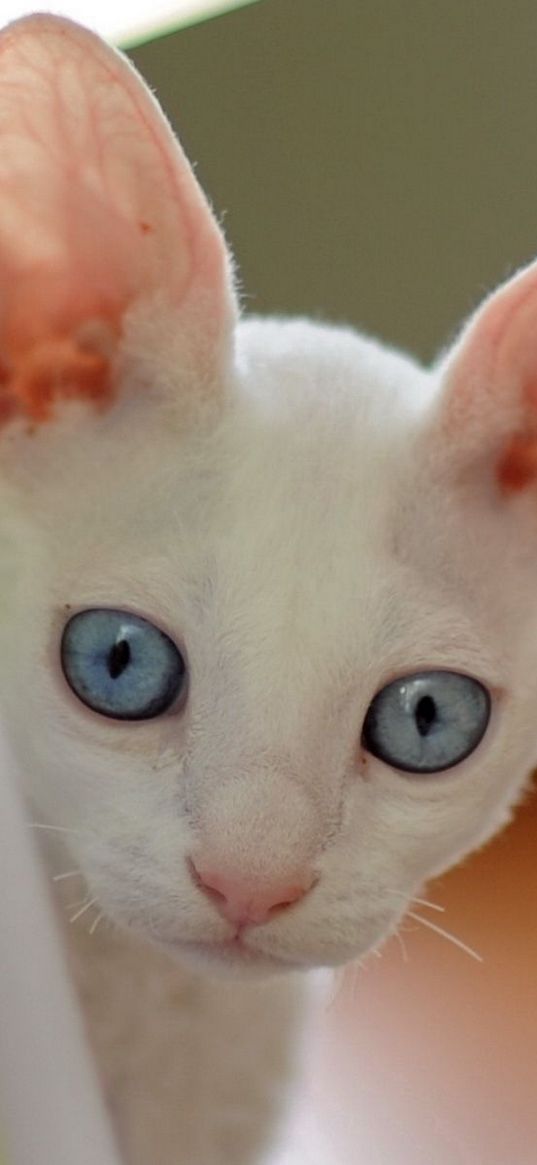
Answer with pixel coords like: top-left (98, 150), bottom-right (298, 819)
top-left (0, 13), bottom-right (237, 435)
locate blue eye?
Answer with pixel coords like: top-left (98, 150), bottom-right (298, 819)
top-left (61, 609), bottom-right (187, 721)
top-left (362, 671), bottom-right (491, 774)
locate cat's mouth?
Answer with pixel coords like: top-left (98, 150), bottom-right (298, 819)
top-left (159, 934), bottom-right (305, 975)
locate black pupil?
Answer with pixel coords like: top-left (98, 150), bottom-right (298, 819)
top-left (415, 695), bottom-right (437, 737)
top-left (108, 638), bottom-right (131, 680)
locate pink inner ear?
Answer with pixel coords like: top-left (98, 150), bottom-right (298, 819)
top-left (0, 15), bottom-right (232, 428)
top-left (497, 434), bottom-right (537, 492)
top-left (441, 261), bottom-right (537, 495)
top-left (492, 292), bottom-right (537, 493)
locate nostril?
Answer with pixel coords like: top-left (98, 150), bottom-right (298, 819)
top-left (265, 896), bottom-right (300, 921)
top-left (266, 884), bottom-right (310, 918)
top-left (188, 860), bottom-right (227, 909)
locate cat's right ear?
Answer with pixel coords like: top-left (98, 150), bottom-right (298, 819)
top-left (0, 14), bottom-right (237, 437)
top-left (424, 257), bottom-right (537, 501)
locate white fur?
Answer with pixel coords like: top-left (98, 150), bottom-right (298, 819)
top-left (1, 14), bottom-right (537, 1164)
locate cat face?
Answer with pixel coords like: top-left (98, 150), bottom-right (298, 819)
top-left (1, 15), bottom-right (536, 977)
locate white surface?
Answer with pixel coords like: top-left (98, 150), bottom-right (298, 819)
top-left (0, 729), bottom-right (121, 1165)
top-left (0, 1), bottom-right (259, 44)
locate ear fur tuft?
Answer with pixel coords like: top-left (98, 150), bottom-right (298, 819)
top-left (0, 327), bottom-right (114, 427)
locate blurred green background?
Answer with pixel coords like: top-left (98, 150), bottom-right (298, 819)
top-left (129, 0), bottom-right (537, 363)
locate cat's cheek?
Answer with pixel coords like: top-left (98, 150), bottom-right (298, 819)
top-left (250, 885), bottom-right (405, 969)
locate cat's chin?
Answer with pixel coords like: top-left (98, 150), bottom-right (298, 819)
top-left (154, 936), bottom-right (309, 979)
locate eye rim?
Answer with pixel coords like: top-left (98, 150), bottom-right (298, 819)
top-left (361, 668), bottom-right (492, 776)
top-left (60, 606), bottom-right (189, 722)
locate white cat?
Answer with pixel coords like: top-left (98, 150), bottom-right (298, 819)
top-left (1, 13), bottom-right (536, 1165)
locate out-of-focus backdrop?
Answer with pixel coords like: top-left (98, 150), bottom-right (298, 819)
top-left (131, 0), bottom-right (537, 364)
top-left (130, 4), bottom-right (537, 1162)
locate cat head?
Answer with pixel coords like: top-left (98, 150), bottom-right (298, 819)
top-left (0, 14), bottom-right (536, 977)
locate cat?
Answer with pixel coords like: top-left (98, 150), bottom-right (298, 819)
top-left (1, 12), bottom-right (537, 1165)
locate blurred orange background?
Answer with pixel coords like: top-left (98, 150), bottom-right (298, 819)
top-left (307, 787), bottom-right (537, 1164)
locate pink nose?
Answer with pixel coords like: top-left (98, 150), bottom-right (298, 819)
top-left (189, 858), bottom-right (314, 927)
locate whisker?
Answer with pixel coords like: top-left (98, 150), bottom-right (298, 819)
top-left (69, 897), bottom-right (98, 925)
top-left (389, 888), bottom-right (445, 913)
top-left (326, 967), bottom-right (347, 1008)
top-left (394, 927), bottom-right (409, 963)
top-left (328, 957), bottom-right (366, 1009)
top-left (347, 958), bottom-right (366, 1003)
top-left (28, 822), bottom-right (80, 835)
top-left (407, 910), bottom-right (483, 963)
top-left (89, 912), bottom-right (104, 936)
top-left (346, 974), bottom-right (357, 1007)
top-left (53, 870), bottom-right (84, 883)
top-left (409, 896), bottom-right (445, 914)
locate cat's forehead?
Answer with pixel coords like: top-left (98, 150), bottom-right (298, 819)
top-left (37, 316), bottom-right (430, 543)
top-left (39, 319), bottom-right (430, 633)
top-left (235, 316), bottom-right (430, 425)
top-left (221, 319), bottom-right (428, 511)
top-left (208, 319), bottom-right (429, 564)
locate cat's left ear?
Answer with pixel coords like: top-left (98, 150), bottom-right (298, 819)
top-left (0, 14), bottom-right (236, 431)
top-left (430, 259), bottom-right (537, 495)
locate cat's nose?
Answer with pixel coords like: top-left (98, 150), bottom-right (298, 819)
top-left (188, 858), bottom-right (314, 927)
